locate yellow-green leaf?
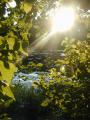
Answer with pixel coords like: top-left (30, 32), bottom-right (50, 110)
top-left (0, 61), bottom-right (17, 84)
top-left (2, 86), bottom-right (15, 100)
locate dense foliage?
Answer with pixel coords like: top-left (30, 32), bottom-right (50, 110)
top-left (36, 38), bottom-right (90, 119)
top-left (0, 0), bottom-right (33, 105)
top-left (0, 0), bottom-right (90, 119)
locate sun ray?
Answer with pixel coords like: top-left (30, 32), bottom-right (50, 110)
top-left (30, 32), bottom-right (53, 52)
top-left (29, 6), bottom-right (76, 52)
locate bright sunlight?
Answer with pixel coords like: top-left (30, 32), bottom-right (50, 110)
top-left (51, 7), bottom-right (76, 33)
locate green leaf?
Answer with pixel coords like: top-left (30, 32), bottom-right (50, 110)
top-left (22, 1), bottom-right (32, 13)
top-left (13, 39), bottom-right (20, 51)
top-left (41, 99), bottom-right (49, 107)
top-left (2, 85), bottom-right (15, 100)
top-left (22, 41), bottom-right (28, 52)
top-left (3, 61), bottom-right (10, 69)
top-left (0, 61), bottom-right (17, 84)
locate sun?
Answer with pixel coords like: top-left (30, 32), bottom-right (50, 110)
top-left (51, 7), bottom-right (75, 33)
